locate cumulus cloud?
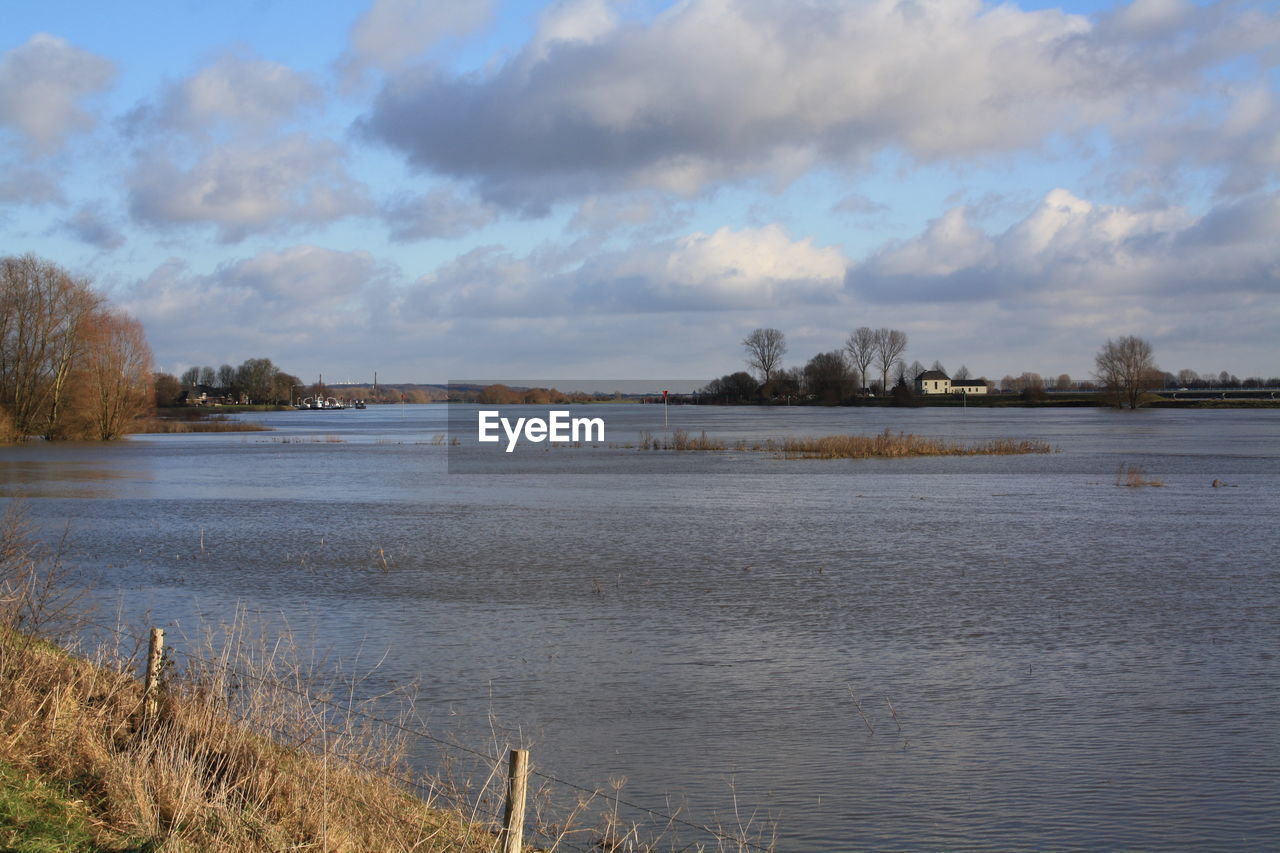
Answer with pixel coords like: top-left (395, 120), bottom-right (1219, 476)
top-left (0, 33), bottom-right (115, 153)
top-left (360, 0), bottom-right (1278, 208)
top-left (128, 135), bottom-right (371, 242)
top-left (848, 188), bottom-right (1280, 306)
top-left (381, 188), bottom-right (494, 241)
top-left (122, 247), bottom-right (392, 363)
top-left (410, 224), bottom-right (846, 317)
top-left (129, 51), bottom-right (322, 136)
top-left (343, 0), bottom-right (494, 75)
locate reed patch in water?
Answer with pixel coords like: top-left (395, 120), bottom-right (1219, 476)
top-left (625, 428), bottom-right (1052, 458)
top-left (134, 416), bottom-right (271, 433)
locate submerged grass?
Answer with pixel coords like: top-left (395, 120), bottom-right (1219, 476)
top-left (1116, 463), bottom-right (1164, 487)
top-left (628, 428), bottom-right (1052, 458)
top-left (133, 416), bottom-right (271, 434)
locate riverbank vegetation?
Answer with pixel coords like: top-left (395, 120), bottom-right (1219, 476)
top-left (133, 413), bottom-right (273, 433)
top-left (1, 255), bottom-right (153, 442)
top-left (0, 509), bottom-right (502, 852)
top-left (630, 429), bottom-right (1053, 458)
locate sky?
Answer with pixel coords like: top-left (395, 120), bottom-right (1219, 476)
top-left (1, 0), bottom-right (1277, 383)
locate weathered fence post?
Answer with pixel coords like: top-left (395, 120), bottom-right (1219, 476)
top-left (500, 748), bottom-right (529, 853)
top-left (143, 627), bottom-right (164, 727)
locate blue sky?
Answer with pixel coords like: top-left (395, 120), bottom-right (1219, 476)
top-left (2, 0), bottom-right (1277, 383)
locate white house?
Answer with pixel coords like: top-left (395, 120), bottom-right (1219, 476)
top-left (914, 370), bottom-right (989, 395)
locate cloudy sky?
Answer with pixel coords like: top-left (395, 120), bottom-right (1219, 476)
top-left (2, 0), bottom-right (1277, 382)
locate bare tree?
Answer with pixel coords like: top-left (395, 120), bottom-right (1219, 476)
top-left (844, 327), bottom-right (878, 391)
top-left (1056, 373), bottom-right (1073, 391)
top-left (1094, 335), bottom-right (1158, 408)
top-left (742, 328), bottom-right (787, 385)
top-left (874, 328), bottom-right (908, 393)
top-left (930, 360), bottom-right (947, 375)
top-left (217, 364), bottom-right (237, 393)
top-left (953, 364), bottom-right (971, 380)
top-left (76, 309), bottom-right (154, 440)
top-left (0, 254), bottom-right (101, 438)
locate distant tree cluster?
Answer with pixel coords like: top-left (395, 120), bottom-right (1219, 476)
top-left (167, 358), bottom-right (302, 406)
top-left (1167, 368), bottom-right (1280, 389)
top-left (1, 254), bottom-right (153, 441)
top-left (469, 384), bottom-right (596, 405)
top-left (703, 326), bottom-right (985, 405)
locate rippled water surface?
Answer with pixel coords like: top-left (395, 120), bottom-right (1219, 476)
top-left (2, 405), bottom-right (1277, 850)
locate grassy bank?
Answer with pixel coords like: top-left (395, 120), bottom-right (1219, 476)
top-left (1, 627), bottom-right (499, 851)
top-left (0, 509), bottom-right (509, 852)
top-left (632, 428), bottom-right (1053, 458)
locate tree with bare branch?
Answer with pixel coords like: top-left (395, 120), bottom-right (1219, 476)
top-left (1094, 335), bottom-right (1158, 408)
top-left (0, 255), bottom-right (102, 438)
top-left (742, 328), bottom-right (787, 386)
top-left (74, 309), bottom-right (154, 440)
top-left (844, 326), bottom-right (878, 391)
top-left (874, 328), bottom-right (908, 394)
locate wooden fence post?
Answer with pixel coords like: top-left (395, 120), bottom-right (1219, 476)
top-left (500, 748), bottom-right (529, 853)
top-left (143, 627), bottom-right (164, 727)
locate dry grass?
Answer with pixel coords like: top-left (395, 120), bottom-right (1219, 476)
top-left (0, 507), bottom-right (502, 852)
top-left (765, 431), bottom-right (1053, 459)
top-left (627, 428), bottom-right (1052, 458)
top-left (133, 416), bottom-right (271, 434)
top-left (0, 505), bottom-right (779, 853)
top-left (1115, 463), bottom-right (1164, 487)
top-left (636, 430), bottom-right (727, 451)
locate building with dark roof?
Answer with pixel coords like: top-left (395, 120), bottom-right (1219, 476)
top-left (914, 371), bottom-right (989, 395)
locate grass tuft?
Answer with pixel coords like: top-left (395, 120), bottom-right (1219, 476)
top-left (1115, 463), bottom-right (1164, 487)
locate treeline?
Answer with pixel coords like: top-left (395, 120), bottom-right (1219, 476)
top-left (707, 326), bottom-right (1279, 406)
top-left (160, 359), bottom-right (303, 407)
top-left (704, 326), bottom-right (982, 404)
top-left (1, 255), bottom-right (153, 441)
top-left (457, 384), bottom-right (602, 405)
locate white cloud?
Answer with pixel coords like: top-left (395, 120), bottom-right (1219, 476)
top-left (346, 0), bottom-right (494, 73)
top-left (361, 0), bottom-right (1279, 207)
top-left (122, 247), bottom-right (392, 367)
top-left (410, 224), bottom-right (847, 317)
top-left (0, 33), bottom-right (115, 153)
top-left (849, 188), bottom-right (1279, 307)
top-left (530, 0), bottom-right (620, 61)
top-left (128, 135), bottom-right (372, 242)
top-left (137, 52), bottom-right (322, 135)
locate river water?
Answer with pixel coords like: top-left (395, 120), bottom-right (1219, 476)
top-left (1, 404), bottom-right (1277, 851)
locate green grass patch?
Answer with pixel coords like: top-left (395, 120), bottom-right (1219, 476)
top-left (0, 762), bottom-right (101, 853)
